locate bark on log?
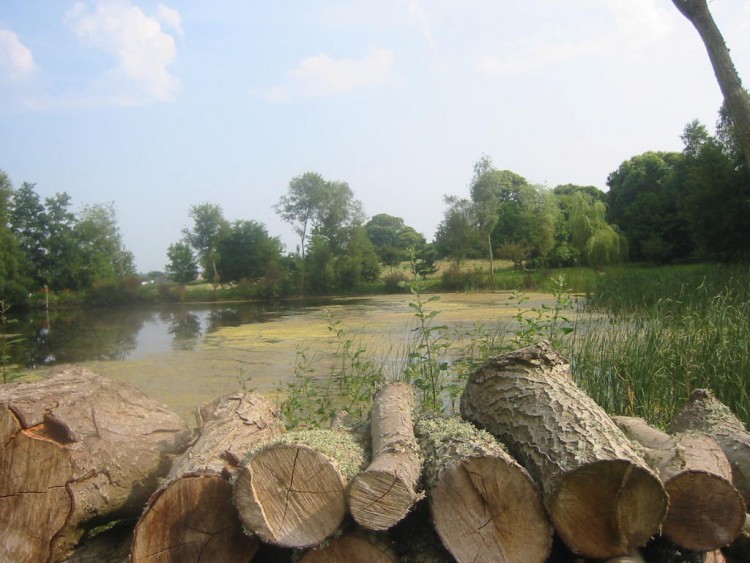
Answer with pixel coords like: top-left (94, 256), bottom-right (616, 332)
top-left (347, 382), bottom-right (423, 531)
top-left (415, 416), bottom-right (552, 563)
top-left (130, 391), bottom-right (285, 562)
top-left (0, 367), bottom-right (191, 563)
top-left (668, 388), bottom-right (750, 507)
top-left (233, 428), bottom-right (366, 548)
top-left (297, 531), bottom-right (398, 563)
top-left (460, 342), bottom-right (668, 559)
top-left (614, 415), bottom-right (745, 551)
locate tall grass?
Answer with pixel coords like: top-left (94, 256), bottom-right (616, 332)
top-left (565, 263), bottom-right (750, 428)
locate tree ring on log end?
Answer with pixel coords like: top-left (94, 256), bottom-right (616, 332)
top-left (548, 459), bottom-right (667, 559)
top-left (235, 443), bottom-right (347, 548)
top-left (432, 456), bottom-right (552, 563)
top-left (662, 469), bottom-right (746, 551)
top-left (348, 469), bottom-right (414, 530)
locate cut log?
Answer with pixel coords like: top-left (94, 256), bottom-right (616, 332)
top-left (415, 416), bottom-right (553, 563)
top-left (460, 342), bottom-right (668, 559)
top-left (297, 530), bottom-right (398, 563)
top-left (668, 388), bottom-right (750, 507)
top-left (347, 382), bottom-right (423, 530)
top-left (130, 391), bottom-right (285, 562)
top-left (233, 428), bottom-right (366, 548)
top-left (614, 415), bottom-right (745, 551)
top-left (0, 367), bottom-right (191, 563)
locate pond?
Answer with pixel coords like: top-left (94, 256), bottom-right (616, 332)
top-left (6, 292), bottom-right (558, 420)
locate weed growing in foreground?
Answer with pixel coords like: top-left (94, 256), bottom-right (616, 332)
top-left (511, 274), bottom-right (576, 348)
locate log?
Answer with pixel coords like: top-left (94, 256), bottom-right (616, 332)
top-left (668, 388), bottom-right (750, 507)
top-left (0, 367), bottom-right (191, 563)
top-left (614, 415), bottom-right (745, 551)
top-left (460, 342), bottom-right (668, 559)
top-left (347, 382), bottom-right (423, 530)
top-left (297, 530), bottom-right (398, 563)
top-left (415, 416), bottom-right (553, 563)
top-left (233, 428), bottom-right (366, 548)
top-left (130, 391), bottom-right (285, 562)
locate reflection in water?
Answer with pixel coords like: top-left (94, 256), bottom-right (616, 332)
top-left (167, 312), bottom-right (202, 350)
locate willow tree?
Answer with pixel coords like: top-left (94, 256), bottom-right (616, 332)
top-left (672, 0), bottom-right (750, 171)
top-left (569, 192), bottom-right (627, 268)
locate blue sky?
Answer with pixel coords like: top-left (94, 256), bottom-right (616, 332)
top-left (2, 1), bottom-right (749, 273)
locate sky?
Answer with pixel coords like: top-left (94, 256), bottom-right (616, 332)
top-left (2, 1), bottom-right (750, 273)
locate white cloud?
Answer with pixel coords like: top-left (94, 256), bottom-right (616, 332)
top-left (64, 0), bottom-right (180, 105)
top-left (476, 0), bottom-right (673, 80)
top-left (0, 29), bottom-right (35, 81)
top-left (264, 49), bottom-right (394, 101)
top-left (407, 0), bottom-right (434, 46)
top-left (157, 4), bottom-right (183, 35)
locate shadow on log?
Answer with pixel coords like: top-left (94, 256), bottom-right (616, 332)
top-left (348, 382), bottom-right (423, 531)
top-left (614, 415), bottom-right (744, 551)
top-left (130, 391), bottom-right (285, 562)
top-left (416, 416), bottom-right (552, 562)
top-left (0, 367), bottom-right (191, 563)
top-left (298, 530), bottom-right (398, 563)
top-left (460, 342), bottom-right (668, 560)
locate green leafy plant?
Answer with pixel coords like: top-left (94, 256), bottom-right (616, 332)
top-left (511, 274), bottom-right (576, 348)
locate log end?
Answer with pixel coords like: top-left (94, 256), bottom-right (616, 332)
top-left (662, 470), bottom-right (746, 551)
top-left (299, 533), bottom-right (399, 563)
top-left (549, 459), bottom-right (668, 559)
top-left (234, 443), bottom-right (348, 548)
top-left (431, 456), bottom-right (553, 563)
top-left (131, 473), bottom-right (258, 563)
top-left (348, 470), bottom-right (418, 531)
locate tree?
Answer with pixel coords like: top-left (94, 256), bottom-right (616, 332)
top-left (335, 225), bottom-right (381, 291)
top-left (215, 220), bottom-right (283, 284)
top-left (275, 172), bottom-right (326, 259)
top-left (365, 213), bottom-right (425, 266)
top-left (469, 156), bottom-right (502, 286)
top-left (434, 195), bottom-right (480, 266)
top-left (311, 179), bottom-right (365, 256)
top-left (183, 203), bottom-right (229, 285)
top-left (72, 202), bottom-right (135, 288)
top-left (9, 182), bottom-right (47, 286)
top-left (165, 242), bottom-right (198, 284)
top-left (568, 193), bottom-right (627, 268)
top-left (672, 0), bottom-right (750, 172)
top-left (0, 172), bottom-right (31, 305)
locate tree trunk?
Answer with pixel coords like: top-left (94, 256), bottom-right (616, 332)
top-left (668, 388), bottom-right (750, 507)
top-left (130, 391), bottom-right (285, 562)
top-left (347, 382), bottom-right (423, 531)
top-left (297, 531), bottom-right (398, 563)
top-left (0, 367), bottom-right (191, 563)
top-left (614, 416), bottom-right (745, 551)
top-left (415, 416), bottom-right (552, 563)
top-left (233, 428), bottom-right (366, 548)
top-left (460, 342), bottom-right (668, 559)
top-left (672, 0), bottom-right (750, 171)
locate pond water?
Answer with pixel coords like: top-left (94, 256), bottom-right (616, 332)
top-left (7, 292), bottom-right (556, 421)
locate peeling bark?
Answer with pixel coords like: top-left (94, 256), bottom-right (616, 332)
top-left (460, 342), bottom-right (668, 559)
top-left (348, 382), bottom-right (423, 531)
top-left (130, 391), bottom-right (284, 562)
top-left (0, 367), bottom-right (191, 563)
top-left (416, 416), bottom-right (552, 563)
top-left (614, 416), bottom-right (745, 551)
top-left (233, 428), bottom-right (366, 548)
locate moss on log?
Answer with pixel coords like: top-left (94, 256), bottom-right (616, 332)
top-left (233, 428), bottom-right (366, 548)
top-left (130, 391), bottom-right (285, 562)
top-left (668, 388), bottom-right (750, 508)
top-left (460, 342), bottom-right (668, 559)
top-left (348, 382), bottom-right (423, 531)
top-left (416, 416), bottom-right (552, 563)
top-left (614, 415), bottom-right (745, 551)
top-left (0, 367), bottom-right (191, 563)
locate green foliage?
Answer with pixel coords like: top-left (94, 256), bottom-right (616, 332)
top-left (365, 213), bottom-right (425, 266)
top-left (510, 275), bottom-right (576, 348)
top-left (216, 220), bottom-right (283, 284)
top-left (183, 203), bottom-right (230, 284)
top-left (434, 195), bottom-right (481, 266)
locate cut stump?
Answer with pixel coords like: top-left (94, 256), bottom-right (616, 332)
top-left (460, 342), bottom-right (668, 559)
top-left (348, 382), bottom-right (422, 530)
top-left (416, 416), bottom-right (552, 563)
top-left (233, 428), bottom-right (366, 548)
top-left (130, 391), bottom-right (285, 562)
top-left (668, 388), bottom-right (750, 507)
top-left (614, 415), bottom-right (745, 551)
top-left (0, 367), bottom-right (191, 563)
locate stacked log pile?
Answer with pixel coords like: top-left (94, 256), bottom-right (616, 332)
top-left (3, 345), bottom-right (750, 562)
